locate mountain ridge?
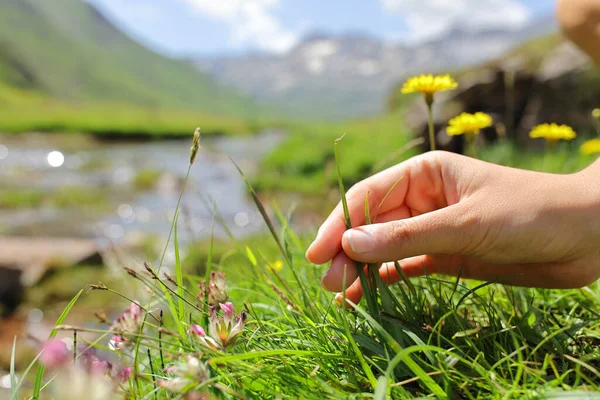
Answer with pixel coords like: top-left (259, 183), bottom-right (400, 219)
top-left (0, 0), bottom-right (263, 118)
top-left (192, 16), bottom-right (558, 119)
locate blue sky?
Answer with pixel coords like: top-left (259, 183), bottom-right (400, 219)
top-left (87, 0), bottom-right (554, 56)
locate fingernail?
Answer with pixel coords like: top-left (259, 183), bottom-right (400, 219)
top-left (346, 229), bottom-right (375, 253)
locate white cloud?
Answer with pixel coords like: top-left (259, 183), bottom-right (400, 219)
top-left (382, 0), bottom-right (530, 42)
top-left (179, 0), bottom-right (298, 53)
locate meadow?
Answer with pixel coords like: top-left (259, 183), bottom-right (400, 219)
top-left (0, 101), bottom-right (258, 138)
top-left (8, 92), bottom-right (600, 398)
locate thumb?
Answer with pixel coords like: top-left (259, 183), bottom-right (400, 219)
top-left (341, 205), bottom-right (472, 263)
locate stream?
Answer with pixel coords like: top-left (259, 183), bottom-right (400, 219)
top-left (0, 130), bottom-right (284, 245)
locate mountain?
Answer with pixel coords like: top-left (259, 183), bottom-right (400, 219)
top-left (0, 0), bottom-right (261, 118)
top-left (191, 17), bottom-right (558, 120)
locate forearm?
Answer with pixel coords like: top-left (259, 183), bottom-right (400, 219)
top-left (557, 0), bottom-right (600, 65)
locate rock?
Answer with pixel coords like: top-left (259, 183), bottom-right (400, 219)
top-left (403, 37), bottom-right (599, 152)
top-left (0, 268), bottom-right (23, 317)
top-left (0, 236), bottom-right (103, 315)
top-left (537, 42), bottom-right (590, 81)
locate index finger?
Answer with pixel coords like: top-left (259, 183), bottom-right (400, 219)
top-left (305, 160), bottom-right (414, 264)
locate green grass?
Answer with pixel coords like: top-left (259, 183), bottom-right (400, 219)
top-left (0, 0), bottom-right (263, 117)
top-left (0, 186), bottom-right (108, 210)
top-left (0, 0), bottom-right (272, 136)
top-left (253, 111), bottom-right (419, 195)
top-left (0, 101), bottom-right (258, 137)
top-left (478, 139), bottom-right (598, 174)
top-left (20, 204), bottom-right (600, 399)
top-left (15, 132), bottom-right (600, 399)
top-left (133, 168), bottom-right (163, 191)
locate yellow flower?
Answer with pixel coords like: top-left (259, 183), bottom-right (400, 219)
top-left (401, 74), bottom-right (458, 96)
top-left (592, 108), bottom-right (600, 119)
top-left (529, 123), bottom-right (576, 142)
top-left (270, 260), bottom-right (283, 272)
top-left (446, 112), bottom-right (493, 136)
top-left (580, 139), bottom-right (600, 155)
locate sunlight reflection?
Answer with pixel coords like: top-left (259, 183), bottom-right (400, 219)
top-left (47, 150), bottom-right (65, 167)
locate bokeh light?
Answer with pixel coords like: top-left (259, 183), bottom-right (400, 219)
top-left (0, 374), bottom-right (12, 389)
top-left (47, 150), bottom-right (65, 167)
top-left (234, 211), bottom-right (249, 227)
top-left (28, 308), bottom-right (44, 324)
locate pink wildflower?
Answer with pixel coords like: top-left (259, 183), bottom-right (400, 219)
top-left (117, 366), bottom-right (132, 383)
top-left (199, 272), bottom-right (228, 306)
top-left (40, 339), bottom-right (70, 369)
top-left (187, 324), bottom-right (206, 337)
top-left (187, 303), bottom-right (246, 351)
top-left (109, 301), bottom-right (143, 351)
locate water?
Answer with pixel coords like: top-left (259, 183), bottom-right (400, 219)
top-left (0, 131), bottom-right (283, 245)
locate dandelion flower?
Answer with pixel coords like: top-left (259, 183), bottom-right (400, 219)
top-left (401, 74), bottom-right (458, 96)
top-left (581, 138), bottom-right (600, 155)
top-left (447, 112), bottom-right (493, 136)
top-left (401, 74), bottom-right (458, 151)
top-left (529, 123), bottom-right (576, 142)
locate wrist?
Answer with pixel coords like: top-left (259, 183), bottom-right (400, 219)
top-left (576, 158), bottom-right (600, 205)
top-left (570, 159), bottom-right (600, 236)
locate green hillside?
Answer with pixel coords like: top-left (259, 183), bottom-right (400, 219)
top-left (0, 0), bottom-right (264, 134)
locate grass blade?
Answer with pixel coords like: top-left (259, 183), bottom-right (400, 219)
top-left (32, 289), bottom-right (84, 399)
top-left (10, 337), bottom-right (16, 400)
top-left (373, 375), bottom-right (389, 400)
top-left (339, 267), bottom-right (378, 390)
top-left (174, 210), bottom-right (186, 337)
top-left (11, 352), bottom-right (42, 398)
top-left (333, 135), bottom-right (351, 230)
top-left (385, 346), bottom-right (448, 398)
top-left (231, 157), bottom-right (287, 260)
top-left (334, 135), bottom-right (378, 316)
top-left (373, 176), bottom-right (403, 223)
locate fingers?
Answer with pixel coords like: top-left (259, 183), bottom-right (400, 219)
top-left (319, 206), bottom-right (414, 292)
top-left (306, 160), bottom-right (415, 265)
top-left (320, 252), bottom-right (359, 292)
top-left (341, 204), bottom-right (472, 263)
top-left (336, 256), bottom-right (435, 304)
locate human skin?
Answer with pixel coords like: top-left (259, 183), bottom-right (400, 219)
top-left (306, 151), bottom-right (600, 304)
top-left (557, 0), bottom-right (600, 65)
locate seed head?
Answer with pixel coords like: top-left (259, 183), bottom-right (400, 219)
top-left (190, 127), bottom-right (201, 165)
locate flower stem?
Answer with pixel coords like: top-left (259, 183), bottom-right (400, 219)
top-left (467, 134), bottom-right (477, 158)
top-left (425, 94), bottom-right (436, 151)
top-left (543, 139), bottom-right (556, 171)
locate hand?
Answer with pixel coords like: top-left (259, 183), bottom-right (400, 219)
top-left (306, 151), bottom-right (600, 304)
